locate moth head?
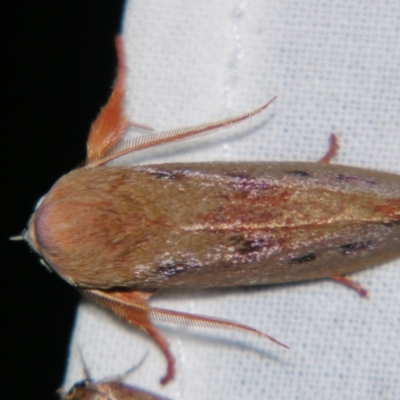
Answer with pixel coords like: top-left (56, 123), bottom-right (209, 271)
top-left (10, 190), bottom-right (77, 285)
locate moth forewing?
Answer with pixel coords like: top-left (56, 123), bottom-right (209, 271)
top-left (33, 162), bottom-right (400, 289)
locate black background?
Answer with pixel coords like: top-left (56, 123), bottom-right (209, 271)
top-left (4, 1), bottom-right (125, 398)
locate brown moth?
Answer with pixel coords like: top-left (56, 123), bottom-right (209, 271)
top-left (13, 36), bottom-right (400, 384)
top-left (59, 351), bottom-right (171, 400)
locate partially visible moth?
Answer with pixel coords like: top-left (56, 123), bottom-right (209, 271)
top-left (59, 351), bottom-right (171, 400)
top-left (14, 36), bottom-right (400, 385)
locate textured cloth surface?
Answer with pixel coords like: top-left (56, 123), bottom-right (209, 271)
top-left (64, 1), bottom-right (400, 399)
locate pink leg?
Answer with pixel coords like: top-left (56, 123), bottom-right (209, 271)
top-left (141, 324), bottom-right (175, 385)
top-left (318, 134), bottom-right (339, 164)
top-left (82, 289), bottom-right (176, 385)
top-left (330, 275), bottom-right (368, 298)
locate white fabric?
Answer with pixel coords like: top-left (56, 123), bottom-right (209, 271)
top-left (64, 1), bottom-right (400, 399)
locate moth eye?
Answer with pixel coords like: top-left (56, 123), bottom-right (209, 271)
top-left (34, 195), bottom-right (45, 210)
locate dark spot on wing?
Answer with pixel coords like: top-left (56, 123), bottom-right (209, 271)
top-left (224, 234), bottom-right (266, 254)
top-left (290, 252), bottom-right (316, 264)
top-left (148, 169), bottom-right (184, 180)
top-left (285, 170), bottom-right (311, 177)
top-left (382, 219), bottom-right (400, 227)
top-left (237, 239), bottom-right (265, 254)
top-left (336, 174), bottom-right (376, 185)
top-left (224, 233), bottom-right (245, 246)
top-left (157, 260), bottom-right (197, 277)
top-left (230, 177), bottom-right (273, 192)
top-left (339, 241), bottom-right (372, 255)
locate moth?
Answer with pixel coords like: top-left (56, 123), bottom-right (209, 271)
top-left (13, 36), bottom-right (400, 385)
top-left (59, 351), bottom-right (171, 400)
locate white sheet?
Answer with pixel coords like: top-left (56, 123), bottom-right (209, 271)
top-left (64, 1), bottom-right (400, 399)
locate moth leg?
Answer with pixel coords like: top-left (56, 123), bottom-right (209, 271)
top-left (330, 275), bottom-right (368, 297)
top-left (81, 289), bottom-right (175, 385)
top-left (86, 36), bottom-right (154, 165)
top-left (318, 134), bottom-right (339, 164)
top-left (141, 323), bottom-right (175, 385)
